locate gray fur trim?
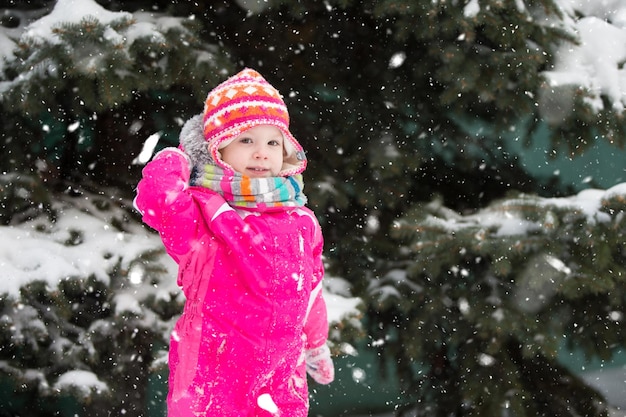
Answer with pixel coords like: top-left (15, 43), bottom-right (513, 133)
top-left (179, 114), bottom-right (212, 166)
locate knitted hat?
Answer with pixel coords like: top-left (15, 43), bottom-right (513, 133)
top-left (202, 68), bottom-right (307, 177)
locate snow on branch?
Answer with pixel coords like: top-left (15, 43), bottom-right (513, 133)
top-left (540, 0), bottom-right (626, 119)
top-left (0, 0), bottom-right (221, 110)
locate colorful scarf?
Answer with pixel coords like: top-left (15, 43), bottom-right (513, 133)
top-left (191, 163), bottom-right (307, 210)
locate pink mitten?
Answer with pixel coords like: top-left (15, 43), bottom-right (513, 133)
top-left (134, 147), bottom-right (191, 230)
top-left (305, 344), bottom-right (334, 384)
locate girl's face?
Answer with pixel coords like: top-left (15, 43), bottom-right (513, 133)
top-left (219, 125), bottom-right (284, 177)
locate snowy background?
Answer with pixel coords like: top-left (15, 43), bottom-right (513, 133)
top-left (2, 0), bottom-right (626, 415)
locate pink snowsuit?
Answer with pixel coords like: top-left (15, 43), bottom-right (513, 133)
top-left (135, 149), bottom-right (329, 416)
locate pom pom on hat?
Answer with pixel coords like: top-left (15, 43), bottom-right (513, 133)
top-left (202, 68), bottom-right (306, 177)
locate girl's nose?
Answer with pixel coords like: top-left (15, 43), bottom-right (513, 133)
top-left (253, 147), bottom-right (267, 159)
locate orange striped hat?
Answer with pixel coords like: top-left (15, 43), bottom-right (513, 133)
top-left (202, 68), bottom-right (307, 177)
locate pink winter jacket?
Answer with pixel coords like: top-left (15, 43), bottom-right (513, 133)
top-left (134, 148), bottom-right (329, 416)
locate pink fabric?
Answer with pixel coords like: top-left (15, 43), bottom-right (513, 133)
top-left (135, 148), bottom-right (330, 417)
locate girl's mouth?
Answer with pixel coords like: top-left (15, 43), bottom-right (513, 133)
top-left (246, 167), bottom-right (270, 176)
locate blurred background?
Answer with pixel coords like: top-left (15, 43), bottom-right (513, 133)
top-left (2, 1), bottom-right (626, 416)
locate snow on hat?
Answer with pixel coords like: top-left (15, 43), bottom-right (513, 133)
top-left (202, 68), bottom-right (307, 177)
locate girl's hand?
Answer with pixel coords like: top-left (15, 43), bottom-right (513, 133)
top-left (135, 147), bottom-right (192, 230)
top-left (305, 344), bottom-right (334, 384)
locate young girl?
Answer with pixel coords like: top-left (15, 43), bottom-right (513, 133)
top-left (135, 69), bottom-right (334, 417)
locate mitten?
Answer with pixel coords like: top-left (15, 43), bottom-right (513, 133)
top-left (305, 344), bottom-right (334, 384)
top-left (135, 147), bottom-right (191, 230)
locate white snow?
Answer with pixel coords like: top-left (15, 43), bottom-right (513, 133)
top-left (257, 393), bottom-right (279, 414)
top-left (539, 0), bottom-right (626, 117)
top-left (325, 287), bottom-right (363, 325)
top-left (0, 0), bottom-right (193, 93)
top-left (388, 52), bottom-right (406, 69)
top-left (463, 0), bottom-right (480, 18)
top-left (132, 132), bottom-right (163, 165)
top-left (421, 182), bottom-right (625, 238)
top-left (451, 0), bottom-right (626, 118)
top-left (0, 198), bottom-right (173, 297)
top-left (23, 0), bottom-right (130, 44)
top-left (53, 369), bottom-right (108, 398)
top-left (234, 0), bottom-right (271, 15)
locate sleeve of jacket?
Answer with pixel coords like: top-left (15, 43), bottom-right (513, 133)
top-left (303, 217), bottom-right (330, 350)
top-left (134, 147), bottom-right (204, 261)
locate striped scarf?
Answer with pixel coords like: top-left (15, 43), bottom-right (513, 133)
top-left (191, 164), bottom-right (307, 210)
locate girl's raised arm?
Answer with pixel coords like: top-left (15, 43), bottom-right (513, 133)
top-left (135, 147), bottom-right (203, 261)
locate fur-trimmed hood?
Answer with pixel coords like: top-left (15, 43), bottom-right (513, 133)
top-left (179, 114), bottom-right (211, 167)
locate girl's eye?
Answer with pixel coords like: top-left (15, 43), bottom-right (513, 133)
top-left (239, 137), bottom-right (252, 144)
top-left (268, 140), bottom-right (281, 146)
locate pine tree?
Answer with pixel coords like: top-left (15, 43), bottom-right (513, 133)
top-left (0, 187), bottom-right (180, 417)
top-left (377, 187), bottom-right (626, 416)
top-left (206, 0), bottom-right (577, 278)
top-left (1, 0), bottom-right (232, 187)
top-left (3, 0), bottom-right (626, 416)
top-left (211, 0), bottom-right (626, 415)
top-left (0, 1), bottom-right (233, 415)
